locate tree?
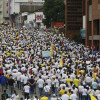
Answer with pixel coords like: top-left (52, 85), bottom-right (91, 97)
top-left (43, 0), bottom-right (65, 26)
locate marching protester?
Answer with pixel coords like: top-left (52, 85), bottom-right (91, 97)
top-left (0, 26), bottom-right (100, 100)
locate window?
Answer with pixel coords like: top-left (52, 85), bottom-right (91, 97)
top-left (6, 3), bottom-right (8, 6)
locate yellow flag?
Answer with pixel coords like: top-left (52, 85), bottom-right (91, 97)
top-left (90, 93), bottom-right (96, 100)
top-left (51, 46), bottom-right (53, 56)
top-left (77, 68), bottom-right (79, 76)
top-left (60, 56), bottom-right (63, 68)
top-left (93, 72), bottom-right (97, 80)
top-left (0, 62), bottom-right (2, 68)
top-left (16, 32), bottom-right (17, 35)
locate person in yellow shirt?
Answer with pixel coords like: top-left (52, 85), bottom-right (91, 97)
top-left (41, 94), bottom-right (48, 100)
top-left (67, 89), bottom-right (71, 98)
top-left (73, 77), bottom-right (79, 87)
top-left (66, 76), bottom-right (72, 84)
top-left (59, 87), bottom-right (66, 96)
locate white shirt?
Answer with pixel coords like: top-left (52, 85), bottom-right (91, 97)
top-left (70, 94), bottom-right (77, 100)
top-left (37, 79), bottom-right (44, 88)
top-left (78, 85), bottom-right (84, 92)
top-left (44, 85), bottom-right (50, 92)
top-left (11, 94), bottom-right (17, 100)
top-left (97, 94), bottom-right (100, 100)
top-left (61, 94), bottom-right (69, 100)
top-left (46, 79), bottom-right (52, 87)
top-left (60, 84), bottom-right (66, 90)
top-left (82, 88), bottom-right (87, 95)
top-left (23, 76), bottom-right (28, 84)
top-left (51, 97), bottom-right (57, 100)
top-left (20, 74), bottom-right (24, 82)
top-left (24, 85), bottom-right (30, 93)
top-left (54, 79), bottom-right (59, 87)
top-left (85, 76), bottom-right (92, 83)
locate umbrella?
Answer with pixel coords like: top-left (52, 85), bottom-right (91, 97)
top-left (93, 51), bottom-right (99, 55)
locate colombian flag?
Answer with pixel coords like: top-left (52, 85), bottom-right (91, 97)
top-left (16, 55), bottom-right (19, 64)
top-left (0, 63), bottom-right (3, 74)
top-left (2, 55), bottom-right (5, 63)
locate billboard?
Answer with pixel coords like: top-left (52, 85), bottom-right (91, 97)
top-left (55, 22), bottom-right (64, 28)
top-left (35, 12), bottom-right (43, 23)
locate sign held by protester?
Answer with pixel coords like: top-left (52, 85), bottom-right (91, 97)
top-left (42, 51), bottom-right (50, 57)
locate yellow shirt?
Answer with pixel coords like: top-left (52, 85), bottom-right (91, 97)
top-left (59, 90), bottom-right (65, 96)
top-left (41, 96), bottom-right (48, 100)
top-left (73, 79), bottom-right (79, 87)
top-left (66, 78), bottom-right (72, 84)
top-left (5, 74), bottom-right (9, 79)
top-left (67, 92), bottom-right (71, 98)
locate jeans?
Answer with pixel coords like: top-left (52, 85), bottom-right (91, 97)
top-left (20, 82), bottom-right (23, 90)
top-left (79, 92), bottom-right (82, 100)
top-left (30, 86), bottom-right (34, 95)
top-left (51, 85), bottom-right (55, 93)
top-left (9, 85), bottom-right (14, 94)
top-left (24, 92), bottom-right (29, 99)
top-left (39, 88), bottom-right (43, 96)
top-left (34, 85), bottom-right (36, 94)
top-left (87, 95), bottom-right (91, 100)
top-left (6, 82), bottom-right (8, 89)
top-left (1, 84), bottom-right (6, 91)
top-left (17, 81), bottom-right (20, 89)
top-left (82, 95), bottom-right (87, 100)
top-left (55, 87), bottom-right (58, 96)
top-left (45, 92), bottom-right (50, 100)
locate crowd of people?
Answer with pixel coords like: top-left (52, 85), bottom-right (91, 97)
top-left (0, 26), bottom-right (100, 100)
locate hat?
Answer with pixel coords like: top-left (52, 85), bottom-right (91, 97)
top-left (53, 94), bottom-right (56, 97)
top-left (59, 94), bottom-right (61, 97)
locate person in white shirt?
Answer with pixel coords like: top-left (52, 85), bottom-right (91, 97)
top-left (44, 83), bottom-right (51, 100)
top-left (78, 84), bottom-right (84, 100)
top-left (54, 77), bottom-right (59, 96)
top-left (20, 73), bottom-right (24, 90)
top-left (70, 91), bottom-right (77, 100)
top-left (82, 86), bottom-right (88, 100)
top-left (51, 94), bottom-right (57, 100)
top-left (24, 83), bottom-right (30, 100)
top-left (97, 94), bottom-right (100, 100)
top-left (37, 76), bottom-right (44, 96)
top-left (11, 90), bottom-right (19, 100)
top-left (61, 91), bottom-right (69, 100)
top-left (23, 74), bottom-right (28, 85)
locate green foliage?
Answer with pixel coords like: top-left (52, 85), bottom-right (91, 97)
top-left (43, 0), bottom-right (65, 26)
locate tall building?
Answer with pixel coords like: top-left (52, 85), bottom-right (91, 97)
top-left (0, 0), bottom-right (9, 25)
top-left (65, 0), bottom-right (83, 38)
top-left (85, 0), bottom-right (100, 51)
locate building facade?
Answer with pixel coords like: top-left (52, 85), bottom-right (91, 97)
top-left (0, 0), bottom-right (9, 25)
top-left (8, 0), bottom-right (45, 27)
top-left (65, 0), bottom-right (83, 38)
top-left (85, 0), bottom-right (100, 51)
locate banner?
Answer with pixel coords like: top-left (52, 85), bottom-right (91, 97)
top-left (55, 22), bottom-right (64, 28)
top-left (42, 51), bottom-right (50, 57)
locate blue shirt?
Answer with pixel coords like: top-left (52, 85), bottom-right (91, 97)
top-left (0, 75), bottom-right (7, 84)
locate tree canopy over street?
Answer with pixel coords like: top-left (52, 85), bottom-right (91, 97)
top-left (43, 0), bottom-right (65, 26)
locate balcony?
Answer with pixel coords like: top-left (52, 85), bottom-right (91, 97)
top-left (89, 35), bottom-right (100, 40)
